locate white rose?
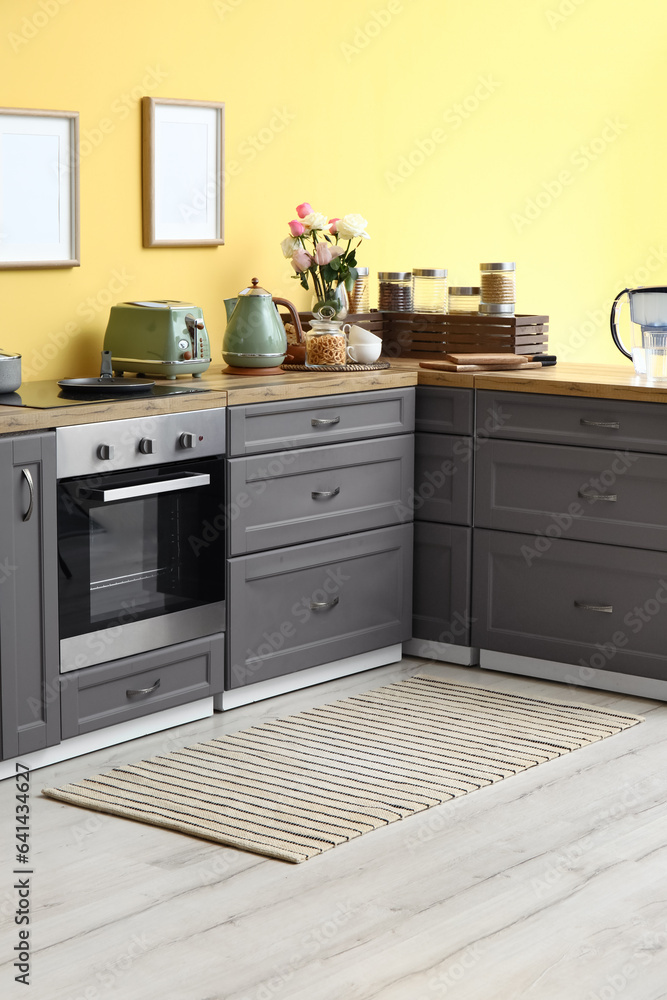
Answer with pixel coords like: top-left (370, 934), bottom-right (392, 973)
top-left (301, 212), bottom-right (330, 233)
top-left (336, 213), bottom-right (370, 240)
top-left (281, 235), bottom-right (301, 258)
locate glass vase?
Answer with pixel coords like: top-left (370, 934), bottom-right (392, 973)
top-left (312, 282), bottom-right (349, 322)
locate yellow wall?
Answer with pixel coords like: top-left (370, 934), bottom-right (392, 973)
top-left (1, 0), bottom-right (666, 379)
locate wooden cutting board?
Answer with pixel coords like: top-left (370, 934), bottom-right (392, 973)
top-left (420, 360), bottom-right (543, 372)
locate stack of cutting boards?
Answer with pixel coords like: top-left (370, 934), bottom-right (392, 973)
top-left (419, 353), bottom-right (545, 373)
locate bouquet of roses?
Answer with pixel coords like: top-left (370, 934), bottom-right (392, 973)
top-left (281, 202), bottom-right (370, 317)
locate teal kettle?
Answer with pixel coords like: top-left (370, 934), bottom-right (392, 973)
top-left (222, 278), bottom-right (304, 374)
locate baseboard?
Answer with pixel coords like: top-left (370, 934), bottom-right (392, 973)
top-left (215, 644), bottom-right (404, 710)
top-left (403, 639), bottom-right (479, 666)
top-left (0, 698), bottom-right (214, 781)
top-left (480, 649), bottom-right (667, 701)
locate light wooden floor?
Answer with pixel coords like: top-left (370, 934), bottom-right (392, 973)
top-left (2, 657), bottom-right (667, 1000)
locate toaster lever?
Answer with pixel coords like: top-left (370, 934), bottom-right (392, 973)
top-left (184, 314), bottom-right (205, 360)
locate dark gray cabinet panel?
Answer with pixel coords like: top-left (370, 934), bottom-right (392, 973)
top-left (415, 385), bottom-right (474, 436)
top-left (0, 432), bottom-right (59, 760)
top-left (60, 634), bottom-right (224, 739)
top-left (412, 523), bottom-right (471, 645)
top-left (414, 433), bottom-right (473, 525)
top-left (227, 524), bottom-right (413, 688)
top-left (472, 528), bottom-right (667, 680)
top-left (228, 435), bottom-right (413, 555)
top-left (227, 388), bottom-right (415, 456)
top-left (476, 389), bottom-right (667, 454)
top-left (476, 438), bottom-right (667, 551)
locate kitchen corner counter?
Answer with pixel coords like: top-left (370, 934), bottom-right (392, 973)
top-left (472, 361), bottom-right (667, 403)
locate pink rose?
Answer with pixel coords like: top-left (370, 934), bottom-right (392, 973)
top-left (313, 243), bottom-right (333, 265)
top-left (296, 202), bottom-right (313, 219)
top-left (288, 219), bottom-right (305, 236)
top-left (329, 245), bottom-right (344, 259)
top-left (329, 217), bottom-right (340, 234)
top-left (291, 248), bottom-right (313, 272)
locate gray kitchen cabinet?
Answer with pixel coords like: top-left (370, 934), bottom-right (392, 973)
top-left (412, 522), bottom-right (471, 646)
top-left (227, 524), bottom-right (413, 688)
top-left (227, 387), bottom-right (415, 456)
top-left (0, 432), bottom-right (59, 760)
top-left (413, 432), bottom-right (473, 525)
top-left (227, 435), bottom-right (414, 555)
top-left (472, 528), bottom-right (667, 681)
top-left (415, 385), bottom-right (474, 436)
top-left (60, 635), bottom-right (224, 738)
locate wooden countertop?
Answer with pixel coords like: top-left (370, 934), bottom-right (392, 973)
top-left (472, 362), bottom-right (667, 402)
top-left (0, 364), bottom-right (418, 435)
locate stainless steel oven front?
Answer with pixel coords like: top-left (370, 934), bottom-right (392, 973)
top-left (56, 410), bottom-right (226, 673)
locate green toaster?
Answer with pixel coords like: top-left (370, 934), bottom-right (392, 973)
top-left (103, 301), bottom-right (212, 379)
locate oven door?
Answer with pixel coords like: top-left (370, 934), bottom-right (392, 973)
top-left (58, 456), bottom-right (225, 672)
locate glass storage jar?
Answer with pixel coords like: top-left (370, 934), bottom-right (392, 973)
top-left (348, 267), bottom-right (370, 313)
top-left (448, 286), bottom-right (480, 313)
top-left (480, 262), bottom-right (515, 315)
top-left (305, 318), bottom-right (348, 368)
top-left (378, 272), bottom-right (413, 312)
top-left (412, 269), bottom-right (448, 313)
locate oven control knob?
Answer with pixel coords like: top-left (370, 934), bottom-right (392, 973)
top-left (97, 444), bottom-right (114, 461)
top-left (179, 432), bottom-right (196, 450)
top-left (138, 437), bottom-right (155, 455)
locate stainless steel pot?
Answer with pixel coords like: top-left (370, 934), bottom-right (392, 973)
top-left (0, 350), bottom-right (22, 393)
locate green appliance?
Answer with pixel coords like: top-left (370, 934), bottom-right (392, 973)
top-left (103, 300), bottom-right (212, 379)
top-left (222, 279), bottom-right (304, 374)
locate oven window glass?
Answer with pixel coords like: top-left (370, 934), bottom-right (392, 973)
top-left (58, 458), bottom-right (225, 641)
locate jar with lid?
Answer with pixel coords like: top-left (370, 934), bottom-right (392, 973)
top-left (448, 286), bottom-right (480, 313)
top-left (412, 269), bottom-right (448, 313)
top-left (348, 267), bottom-right (370, 314)
top-left (305, 318), bottom-right (348, 368)
top-left (480, 262), bottom-right (515, 315)
top-left (378, 272), bottom-right (413, 312)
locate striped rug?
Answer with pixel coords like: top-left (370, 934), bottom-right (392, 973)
top-left (42, 676), bottom-right (643, 863)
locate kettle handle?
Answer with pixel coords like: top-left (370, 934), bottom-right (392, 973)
top-left (610, 288), bottom-right (632, 360)
top-left (273, 297), bottom-right (304, 344)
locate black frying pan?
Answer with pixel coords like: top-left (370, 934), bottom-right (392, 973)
top-left (58, 351), bottom-right (155, 393)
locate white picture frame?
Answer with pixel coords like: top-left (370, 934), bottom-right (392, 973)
top-left (142, 97), bottom-right (225, 248)
top-left (0, 108), bottom-right (79, 269)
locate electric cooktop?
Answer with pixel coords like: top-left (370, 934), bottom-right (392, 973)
top-left (0, 380), bottom-right (211, 409)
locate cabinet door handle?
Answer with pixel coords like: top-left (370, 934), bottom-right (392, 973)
top-left (577, 489), bottom-right (618, 502)
top-left (574, 601), bottom-right (613, 614)
top-left (311, 487), bottom-right (341, 500)
top-left (311, 416), bottom-right (340, 427)
top-left (310, 596), bottom-right (339, 612)
top-left (126, 678), bottom-right (161, 699)
top-left (580, 419), bottom-right (620, 429)
top-left (21, 469), bottom-right (34, 522)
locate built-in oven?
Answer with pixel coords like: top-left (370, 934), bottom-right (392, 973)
top-left (56, 410), bottom-right (226, 673)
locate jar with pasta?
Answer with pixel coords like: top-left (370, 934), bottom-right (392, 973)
top-left (305, 319), bottom-right (348, 368)
top-left (480, 262), bottom-right (516, 315)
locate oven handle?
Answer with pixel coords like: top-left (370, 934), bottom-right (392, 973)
top-left (88, 473), bottom-right (211, 503)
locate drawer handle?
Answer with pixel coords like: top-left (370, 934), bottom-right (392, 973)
top-left (312, 487), bottom-right (341, 500)
top-left (310, 596), bottom-right (339, 612)
top-left (577, 489), bottom-right (618, 502)
top-left (311, 416), bottom-right (340, 427)
top-left (574, 601), bottom-right (613, 614)
top-left (580, 419), bottom-right (620, 429)
top-left (126, 678), bottom-right (161, 699)
top-left (21, 469), bottom-right (34, 522)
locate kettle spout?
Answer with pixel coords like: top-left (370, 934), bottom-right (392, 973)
top-left (224, 298), bottom-right (238, 323)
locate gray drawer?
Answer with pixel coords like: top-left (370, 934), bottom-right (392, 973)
top-left (476, 389), bottom-right (667, 454)
top-left (415, 385), bottom-right (473, 436)
top-left (227, 524), bottom-right (413, 688)
top-left (475, 439), bottom-right (667, 551)
top-left (228, 435), bottom-right (413, 555)
top-left (413, 523), bottom-right (471, 645)
top-left (60, 635), bottom-right (224, 738)
top-left (414, 432), bottom-right (473, 525)
top-left (227, 387), bottom-right (415, 456)
top-left (472, 529), bottom-right (667, 680)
